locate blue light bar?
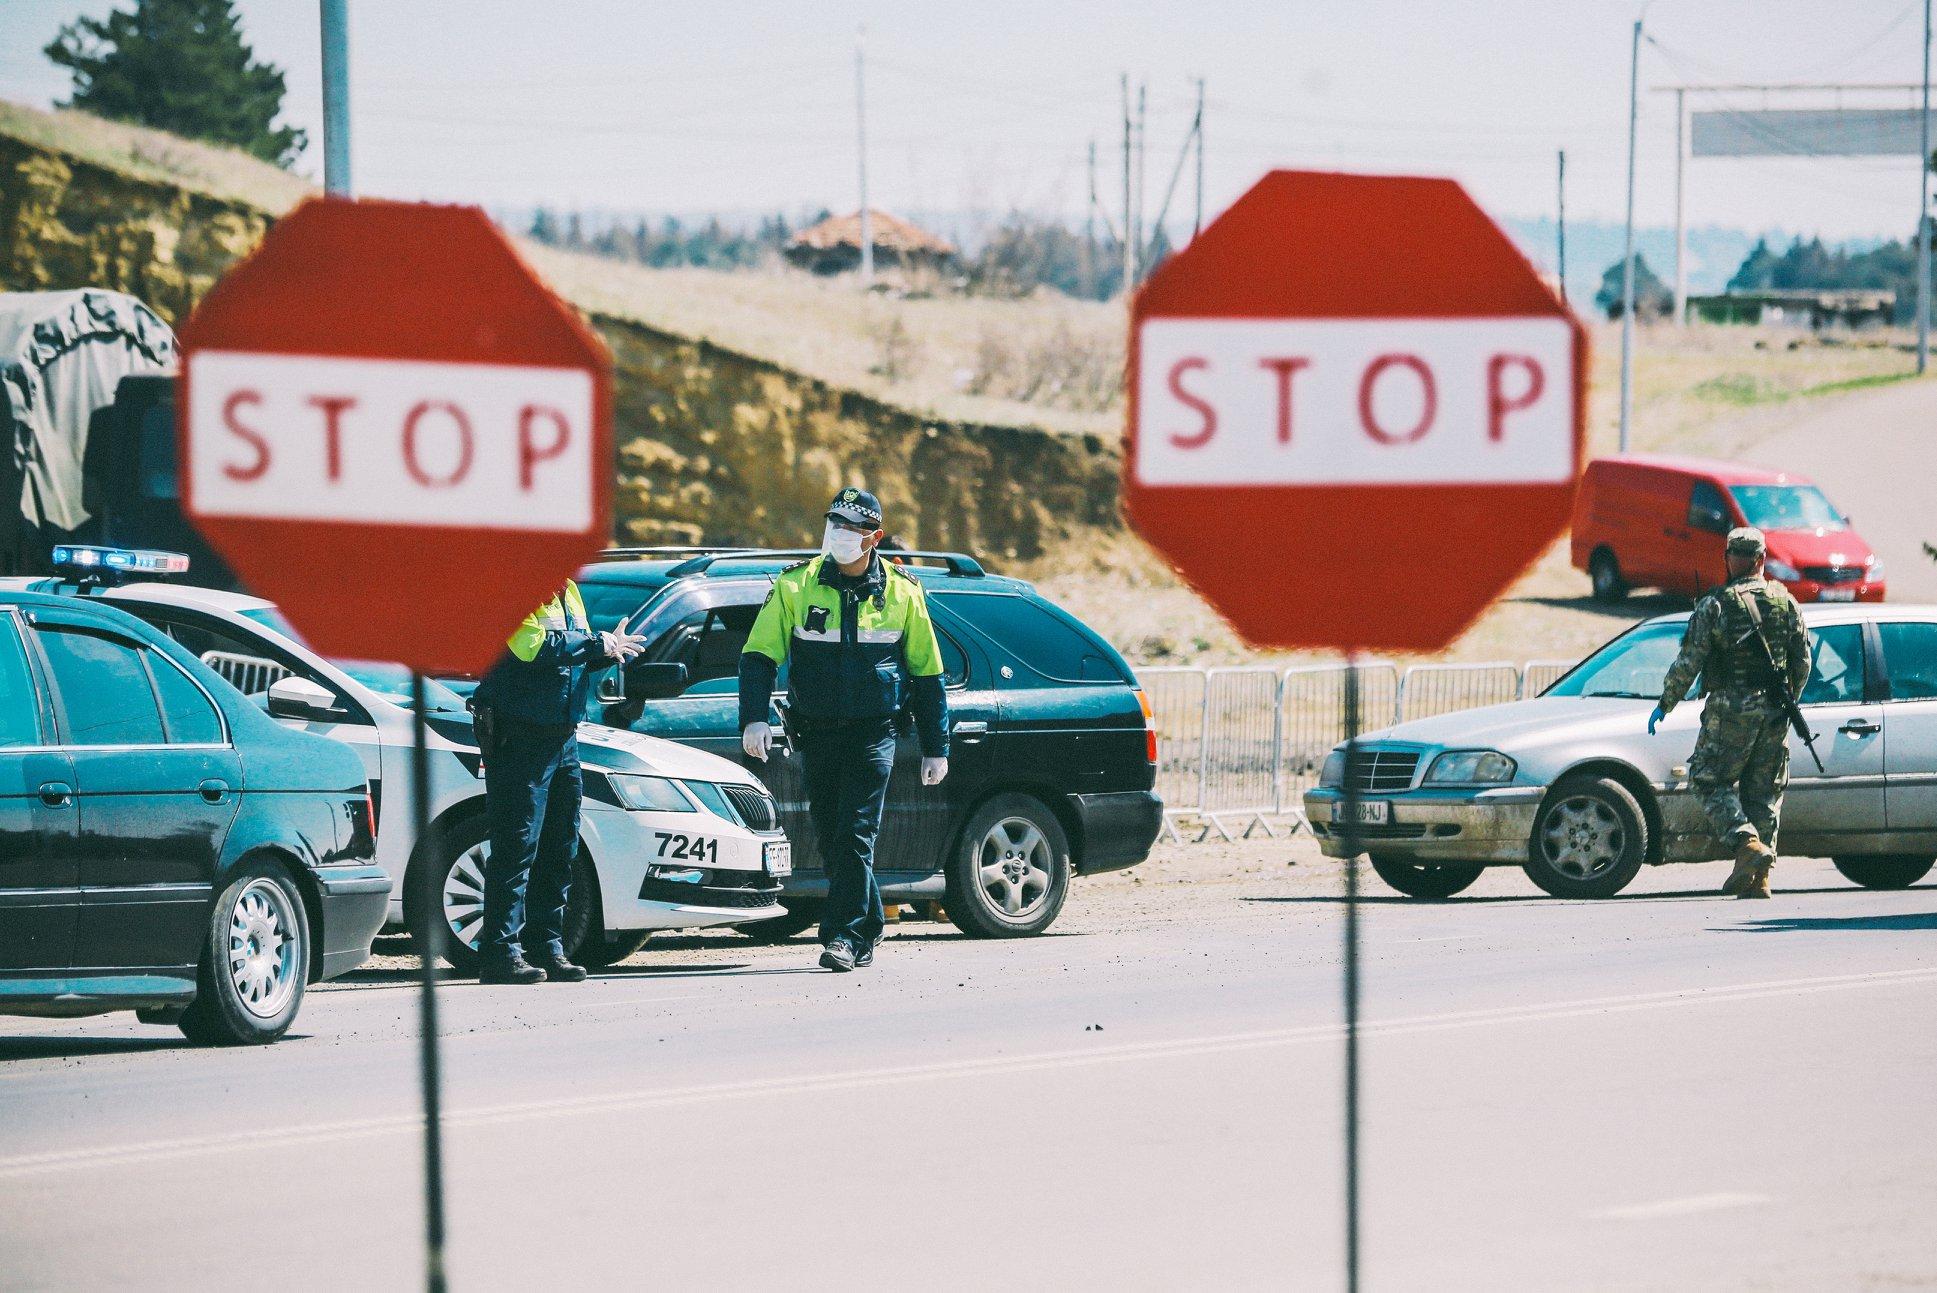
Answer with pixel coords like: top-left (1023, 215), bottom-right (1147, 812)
top-left (52, 545), bottom-right (190, 576)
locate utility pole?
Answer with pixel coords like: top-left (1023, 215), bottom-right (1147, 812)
top-left (855, 26), bottom-right (873, 288)
top-left (1134, 82), bottom-right (1148, 288)
top-left (320, 0), bottom-right (351, 196)
top-left (1920, 0), bottom-right (1932, 373)
top-left (1121, 74), bottom-right (1134, 299)
top-left (1673, 87), bottom-right (1688, 325)
top-left (1085, 140), bottom-right (1098, 299)
top-left (1620, 17), bottom-right (1641, 452)
top-left (1193, 76), bottom-right (1206, 240)
top-left (1557, 149), bottom-right (1567, 306)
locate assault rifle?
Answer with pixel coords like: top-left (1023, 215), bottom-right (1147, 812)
top-left (1730, 595), bottom-right (1824, 774)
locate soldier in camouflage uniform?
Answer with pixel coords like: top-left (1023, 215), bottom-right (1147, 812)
top-left (1650, 527), bottom-right (1810, 899)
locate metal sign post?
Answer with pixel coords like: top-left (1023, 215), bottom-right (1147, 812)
top-left (1338, 659), bottom-right (1364, 1293)
top-left (411, 676), bottom-right (448, 1293)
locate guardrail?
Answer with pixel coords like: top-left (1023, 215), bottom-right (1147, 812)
top-left (1134, 657), bottom-right (1577, 842)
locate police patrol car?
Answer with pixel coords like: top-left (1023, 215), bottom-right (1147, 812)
top-left (5, 549), bottom-right (792, 971)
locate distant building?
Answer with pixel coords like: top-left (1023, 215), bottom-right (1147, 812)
top-left (1688, 289), bottom-right (1895, 330)
top-left (784, 209), bottom-right (957, 276)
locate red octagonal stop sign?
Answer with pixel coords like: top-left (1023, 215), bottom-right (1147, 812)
top-left (1127, 170), bottom-right (1585, 653)
top-left (178, 197), bottom-right (612, 675)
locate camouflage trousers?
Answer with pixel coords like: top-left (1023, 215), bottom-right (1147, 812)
top-left (1689, 692), bottom-right (1790, 850)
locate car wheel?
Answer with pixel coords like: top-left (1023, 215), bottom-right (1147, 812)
top-left (1524, 775), bottom-right (1649, 899)
top-left (581, 929), bottom-right (652, 967)
top-left (1832, 856), bottom-right (1935, 890)
top-left (1589, 549), bottom-right (1627, 604)
top-left (736, 901), bottom-right (821, 943)
top-left (177, 863), bottom-right (310, 1046)
top-left (1367, 855), bottom-right (1486, 899)
top-left (945, 793), bottom-right (1072, 938)
top-left (409, 816), bottom-right (596, 974)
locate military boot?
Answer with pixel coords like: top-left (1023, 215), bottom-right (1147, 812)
top-left (1741, 857), bottom-right (1773, 900)
top-left (1723, 836), bottom-right (1774, 896)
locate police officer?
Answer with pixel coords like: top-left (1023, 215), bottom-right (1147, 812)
top-left (471, 581), bottom-right (643, 983)
top-left (1650, 527), bottom-right (1809, 900)
top-left (738, 488), bottom-right (949, 972)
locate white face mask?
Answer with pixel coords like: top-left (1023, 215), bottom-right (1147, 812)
top-left (823, 523), bottom-right (867, 565)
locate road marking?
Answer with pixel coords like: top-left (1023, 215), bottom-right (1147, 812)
top-left (1589, 1192), bottom-right (1770, 1220)
top-left (4, 963), bottom-right (1935, 1179)
top-left (1397, 934), bottom-right (1481, 944)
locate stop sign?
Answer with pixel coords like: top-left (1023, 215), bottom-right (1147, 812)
top-left (1126, 170), bottom-right (1585, 652)
top-left (177, 198), bottom-right (612, 674)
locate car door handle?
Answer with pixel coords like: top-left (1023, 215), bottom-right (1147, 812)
top-left (198, 778), bottom-right (231, 804)
top-left (38, 781), bottom-right (73, 808)
top-left (952, 721), bottom-right (989, 742)
top-left (1839, 719), bottom-right (1881, 736)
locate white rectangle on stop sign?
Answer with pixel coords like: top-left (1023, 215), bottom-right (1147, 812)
top-left (186, 351), bottom-right (595, 531)
top-left (1135, 318), bottom-right (1575, 486)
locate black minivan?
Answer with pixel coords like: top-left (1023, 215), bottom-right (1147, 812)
top-left (0, 584), bottom-right (388, 1043)
top-left (578, 550), bottom-right (1163, 938)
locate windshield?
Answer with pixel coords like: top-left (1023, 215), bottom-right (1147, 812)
top-left (1545, 620), bottom-right (1691, 700)
top-left (1729, 484), bottom-right (1846, 533)
top-left (238, 607), bottom-right (470, 713)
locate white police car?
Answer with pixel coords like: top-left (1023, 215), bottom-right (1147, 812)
top-left (5, 550), bottom-right (792, 971)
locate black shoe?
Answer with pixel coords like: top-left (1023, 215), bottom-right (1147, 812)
top-left (854, 941), bottom-right (875, 968)
top-left (479, 956), bottom-right (545, 985)
top-left (530, 954), bottom-right (588, 983)
top-left (819, 941), bottom-right (856, 972)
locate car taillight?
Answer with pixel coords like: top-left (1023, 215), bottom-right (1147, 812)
top-left (1135, 688), bottom-right (1157, 764)
top-left (361, 787), bottom-right (377, 841)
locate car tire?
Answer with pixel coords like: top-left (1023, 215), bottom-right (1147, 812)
top-left (1832, 855), bottom-right (1935, 890)
top-left (177, 862), bottom-right (310, 1046)
top-left (408, 815), bottom-right (597, 974)
top-left (1524, 775), bottom-right (1649, 899)
top-left (945, 793), bottom-right (1072, 938)
top-left (1367, 855), bottom-right (1486, 899)
top-left (736, 901), bottom-right (821, 943)
top-left (581, 929), bottom-right (652, 967)
top-left (1589, 549), bottom-right (1628, 604)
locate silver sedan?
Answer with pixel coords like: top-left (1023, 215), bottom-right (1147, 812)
top-left (1304, 604), bottom-right (1937, 898)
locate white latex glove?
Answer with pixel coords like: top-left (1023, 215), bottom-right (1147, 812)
top-left (921, 756), bottom-right (948, 786)
top-left (742, 722), bottom-right (773, 761)
top-left (600, 630), bottom-right (646, 662)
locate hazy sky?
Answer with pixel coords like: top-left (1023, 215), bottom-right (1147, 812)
top-left (2, 0), bottom-right (1932, 242)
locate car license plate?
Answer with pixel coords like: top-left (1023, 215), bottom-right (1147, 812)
top-left (763, 840), bottom-right (793, 877)
top-left (1819, 588), bottom-right (1856, 602)
top-left (1338, 800), bottom-right (1390, 826)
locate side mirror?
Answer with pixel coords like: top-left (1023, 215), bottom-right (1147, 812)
top-left (267, 675), bottom-right (349, 723)
top-left (599, 661), bottom-right (690, 706)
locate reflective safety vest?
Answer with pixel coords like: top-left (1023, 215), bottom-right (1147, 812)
top-left (740, 554), bottom-right (948, 751)
top-left (474, 580), bottom-right (604, 725)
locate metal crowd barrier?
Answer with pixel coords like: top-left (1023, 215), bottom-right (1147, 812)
top-left (1397, 662), bottom-right (1522, 723)
top-left (202, 650), bottom-right (292, 697)
top-left (1140, 657), bottom-right (1574, 843)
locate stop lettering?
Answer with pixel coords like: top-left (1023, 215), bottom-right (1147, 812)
top-left (1137, 319), bottom-right (1571, 486)
top-left (187, 353), bottom-right (592, 531)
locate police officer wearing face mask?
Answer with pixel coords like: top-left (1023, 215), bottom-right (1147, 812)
top-left (737, 488), bottom-right (950, 972)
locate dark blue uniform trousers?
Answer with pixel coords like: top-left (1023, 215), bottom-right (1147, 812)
top-left (799, 718), bottom-right (896, 952)
top-left (481, 720), bottom-right (581, 963)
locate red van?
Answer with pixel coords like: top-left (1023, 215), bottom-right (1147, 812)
top-left (1571, 454), bottom-right (1885, 604)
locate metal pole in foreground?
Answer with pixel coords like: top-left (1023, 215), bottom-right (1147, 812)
top-left (411, 674), bottom-right (448, 1293)
top-left (1918, 0), bottom-right (1931, 375)
top-left (1619, 17), bottom-right (1641, 451)
top-left (1339, 660), bottom-right (1364, 1293)
top-left (319, 0), bottom-right (351, 197)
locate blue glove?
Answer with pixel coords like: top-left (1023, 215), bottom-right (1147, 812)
top-left (1648, 705), bottom-right (1665, 736)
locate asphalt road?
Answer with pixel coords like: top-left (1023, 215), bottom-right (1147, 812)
top-left (3, 849), bottom-right (1934, 1291)
top-left (1750, 373), bottom-right (1937, 606)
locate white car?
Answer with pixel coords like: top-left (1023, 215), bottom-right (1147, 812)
top-left (18, 578), bottom-right (792, 968)
top-left (1304, 604), bottom-right (1937, 899)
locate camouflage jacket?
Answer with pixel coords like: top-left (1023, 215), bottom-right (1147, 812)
top-left (1659, 575), bottom-right (1809, 714)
